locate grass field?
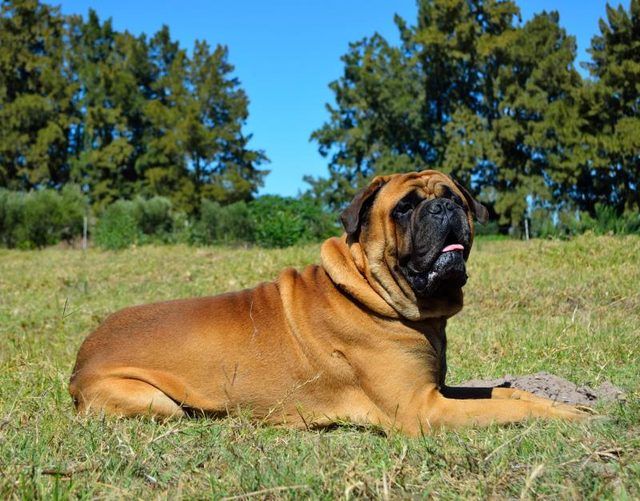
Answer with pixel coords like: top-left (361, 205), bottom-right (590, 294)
top-left (0, 234), bottom-right (639, 499)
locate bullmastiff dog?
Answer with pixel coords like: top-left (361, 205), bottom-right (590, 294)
top-left (70, 170), bottom-right (587, 435)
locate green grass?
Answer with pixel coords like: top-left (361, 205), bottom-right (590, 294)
top-left (1, 234), bottom-right (638, 499)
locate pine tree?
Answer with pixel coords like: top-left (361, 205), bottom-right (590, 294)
top-left (65, 15), bottom-right (267, 213)
top-left (137, 25), bottom-right (194, 211)
top-left (184, 41), bottom-right (267, 208)
top-left (488, 11), bottom-right (582, 228)
top-left (308, 34), bottom-right (423, 207)
top-left (0, 0), bottom-right (74, 189)
top-left (576, 0), bottom-right (640, 214)
top-left (67, 10), bottom-right (144, 208)
top-left (139, 34), bottom-right (268, 213)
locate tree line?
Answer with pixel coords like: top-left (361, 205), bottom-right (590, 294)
top-left (308, 0), bottom-right (640, 232)
top-left (1, 0), bottom-right (639, 237)
top-left (0, 0), bottom-right (267, 214)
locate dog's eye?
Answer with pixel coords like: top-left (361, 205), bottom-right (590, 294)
top-left (451, 194), bottom-right (464, 207)
top-left (440, 186), bottom-right (465, 208)
top-left (393, 202), bottom-right (414, 219)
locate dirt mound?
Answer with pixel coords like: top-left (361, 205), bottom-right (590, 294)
top-left (459, 371), bottom-right (625, 406)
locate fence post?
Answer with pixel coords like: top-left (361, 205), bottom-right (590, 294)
top-left (82, 214), bottom-right (88, 251)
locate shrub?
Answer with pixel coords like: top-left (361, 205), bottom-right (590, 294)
top-left (0, 186), bottom-right (86, 248)
top-left (93, 200), bottom-right (139, 250)
top-left (94, 196), bottom-right (180, 249)
top-left (191, 200), bottom-right (221, 245)
top-left (589, 204), bottom-right (640, 235)
top-left (531, 207), bottom-right (593, 239)
top-left (192, 200), bottom-right (256, 245)
top-left (249, 195), bottom-right (338, 248)
top-left (221, 201), bottom-right (256, 243)
top-left (0, 189), bottom-right (25, 248)
top-left (170, 211), bottom-right (192, 244)
top-left (298, 195), bottom-right (340, 242)
top-left (58, 185), bottom-right (87, 241)
top-left (22, 189), bottom-right (64, 248)
top-left (530, 204), bottom-right (640, 239)
top-left (250, 196), bottom-right (304, 248)
top-left (133, 196), bottom-right (175, 242)
top-left (191, 196), bottom-right (338, 248)
top-left (474, 220), bottom-right (501, 236)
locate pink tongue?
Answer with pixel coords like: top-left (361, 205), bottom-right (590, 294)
top-left (442, 243), bottom-right (464, 253)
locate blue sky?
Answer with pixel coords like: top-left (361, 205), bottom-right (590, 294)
top-left (58, 0), bottom-right (615, 197)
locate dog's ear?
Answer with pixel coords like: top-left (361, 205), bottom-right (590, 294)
top-left (341, 176), bottom-right (388, 236)
top-left (452, 178), bottom-right (489, 224)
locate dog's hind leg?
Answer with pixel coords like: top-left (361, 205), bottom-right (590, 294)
top-left (72, 377), bottom-right (185, 418)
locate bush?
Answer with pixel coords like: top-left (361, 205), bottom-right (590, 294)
top-left (133, 196), bottom-right (175, 242)
top-left (93, 196), bottom-right (180, 249)
top-left (474, 220), bottom-right (501, 236)
top-left (249, 196), bottom-right (306, 248)
top-left (22, 190), bottom-right (63, 248)
top-left (169, 210), bottom-right (192, 244)
top-left (589, 204), bottom-right (640, 235)
top-left (93, 200), bottom-right (139, 250)
top-left (222, 201), bottom-right (256, 243)
top-left (531, 207), bottom-right (594, 239)
top-left (191, 196), bottom-right (338, 248)
top-left (0, 186), bottom-right (87, 248)
top-left (58, 185), bottom-right (87, 241)
top-left (0, 189), bottom-right (25, 248)
top-left (530, 204), bottom-right (640, 239)
top-left (249, 195), bottom-right (338, 248)
top-left (192, 200), bottom-right (256, 245)
top-left (298, 196), bottom-right (341, 242)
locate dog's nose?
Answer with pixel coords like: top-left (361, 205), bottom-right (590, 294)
top-left (425, 199), bottom-right (456, 217)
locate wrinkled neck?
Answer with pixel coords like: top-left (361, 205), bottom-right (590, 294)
top-left (321, 236), bottom-right (399, 318)
top-left (321, 236), bottom-right (425, 320)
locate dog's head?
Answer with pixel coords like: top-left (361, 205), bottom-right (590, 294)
top-left (339, 170), bottom-right (488, 319)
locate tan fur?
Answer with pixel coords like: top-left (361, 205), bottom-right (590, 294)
top-left (69, 170), bottom-right (587, 435)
